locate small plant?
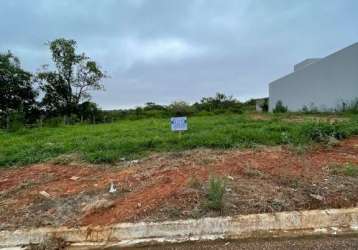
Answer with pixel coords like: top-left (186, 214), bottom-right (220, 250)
top-left (206, 176), bottom-right (225, 210)
top-left (330, 163), bottom-right (358, 177)
top-left (302, 123), bottom-right (348, 143)
top-left (273, 100), bottom-right (288, 113)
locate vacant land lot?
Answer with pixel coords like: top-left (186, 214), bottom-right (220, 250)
top-left (1, 113), bottom-right (357, 167)
top-left (0, 112), bottom-right (358, 230)
top-left (0, 113), bottom-right (357, 230)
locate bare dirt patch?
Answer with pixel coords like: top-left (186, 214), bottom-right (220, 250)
top-left (1, 137), bottom-right (358, 229)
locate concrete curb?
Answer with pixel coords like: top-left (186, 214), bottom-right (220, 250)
top-left (0, 208), bottom-right (357, 249)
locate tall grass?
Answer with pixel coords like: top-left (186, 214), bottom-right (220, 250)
top-left (0, 114), bottom-right (357, 167)
top-left (206, 176), bottom-right (226, 210)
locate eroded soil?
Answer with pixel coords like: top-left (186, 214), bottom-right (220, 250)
top-left (0, 137), bottom-right (358, 229)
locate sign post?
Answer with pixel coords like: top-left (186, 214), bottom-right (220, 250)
top-left (170, 117), bottom-right (188, 138)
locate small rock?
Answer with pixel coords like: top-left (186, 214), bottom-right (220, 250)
top-left (310, 194), bottom-right (324, 201)
top-left (227, 175), bottom-right (234, 180)
top-left (39, 191), bottom-right (51, 198)
top-left (137, 202), bottom-right (142, 208)
top-left (130, 160), bottom-right (139, 164)
top-left (70, 176), bottom-right (80, 181)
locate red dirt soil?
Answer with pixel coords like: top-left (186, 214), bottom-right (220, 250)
top-left (1, 137), bottom-right (358, 228)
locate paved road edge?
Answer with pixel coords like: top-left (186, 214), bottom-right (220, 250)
top-left (1, 208), bottom-right (357, 249)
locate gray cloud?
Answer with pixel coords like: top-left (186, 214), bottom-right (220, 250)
top-left (1, 0), bottom-right (358, 109)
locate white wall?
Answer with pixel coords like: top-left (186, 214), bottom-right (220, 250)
top-left (269, 43), bottom-right (358, 111)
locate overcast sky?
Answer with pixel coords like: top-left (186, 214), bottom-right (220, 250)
top-left (1, 0), bottom-right (358, 109)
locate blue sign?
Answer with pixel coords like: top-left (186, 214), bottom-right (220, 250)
top-left (170, 117), bottom-right (188, 131)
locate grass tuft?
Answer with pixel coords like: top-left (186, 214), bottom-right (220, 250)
top-left (206, 176), bottom-right (226, 210)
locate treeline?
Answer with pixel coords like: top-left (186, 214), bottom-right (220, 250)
top-left (1, 38), bottom-right (106, 130)
top-left (1, 37), bottom-right (261, 131)
top-left (103, 94), bottom-right (257, 122)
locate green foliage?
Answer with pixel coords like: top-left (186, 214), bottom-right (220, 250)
top-left (37, 38), bottom-right (106, 116)
top-left (43, 117), bottom-right (64, 127)
top-left (301, 103), bottom-right (319, 114)
top-left (0, 114), bottom-right (357, 167)
top-left (194, 92), bottom-right (243, 114)
top-left (301, 123), bottom-right (348, 143)
top-left (339, 99), bottom-right (358, 114)
top-left (8, 112), bottom-right (25, 131)
top-left (0, 51), bottom-right (38, 129)
top-left (260, 98), bottom-right (269, 112)
top-left (169, 101), bottom-right (194, 116)
top-left (273, 100), bottom-right (288, 113)
top-left (206, 176), bottom-right (225, 210)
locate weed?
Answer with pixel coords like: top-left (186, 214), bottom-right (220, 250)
top-left (330, 163), bottom-right (358, 177)
top-left (300, 122), bottom-right (350, 144)
top-left (206, 176), bottom-right (225, 210)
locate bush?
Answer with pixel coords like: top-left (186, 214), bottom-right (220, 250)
top-left (44, 117), bottom-right (64, 127)
top-left (169, 101), bottom-right (194, 116)
top-left (206, 176), bottom-right (225, 210)
top-left (301, 123), bottom-right (348, 143)
top-left (342, 99), bottom-right (358, 114)
top-left (260, 99), bottom-right (269, 112)
top-left (8, 112), bottom-right (25, 131)
top-left (273, 100), bottom-right (288, 113)
top-left (301, 103), bottom-right (319, 114)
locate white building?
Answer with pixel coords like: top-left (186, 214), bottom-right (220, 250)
top-left (269, 42), bottom-right (358, 112)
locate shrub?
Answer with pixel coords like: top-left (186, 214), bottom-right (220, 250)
top-left (301, 123), bottom-right (348, 143)
top-left (44, 117), bottom-right (64, 127)
top-left (301, 103), bottom-right (319, 114)
top-left (273, 100), bottom-right (287, 113)
top-left (343, 99), bottom-right (358, 114)
top-left (260, 99), bottom-right (269, 112)
top-left (169, 101), bottom-right (193, 116)
top-left (8, 112), bottom-right (25, 131)
top-left (206, 176), bottom-right (225, 210)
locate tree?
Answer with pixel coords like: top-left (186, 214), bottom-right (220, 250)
top-left (37, 38), bottom-right (106, 117)
top-left (0, 51), bottom-right (37, 128)
top-left (198, 93), bottom-right (239, 112)
top-left (169, 101), bottom-right (193, 116)
top-left (273, 100), bottom-right (288, 113)
top-left (78, 101), bottom-right (100, 123)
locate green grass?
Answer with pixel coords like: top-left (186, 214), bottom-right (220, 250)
top-left (206, 176), bottom-right (226, 210)
top-left (0, 113), bottom-right (357, 167)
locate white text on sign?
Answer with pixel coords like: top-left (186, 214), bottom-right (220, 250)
top-left (170, 117), bottom-right (188, 131)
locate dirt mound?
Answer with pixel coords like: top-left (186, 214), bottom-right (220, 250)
top-left (0, 137), bottom-right (357, 229)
